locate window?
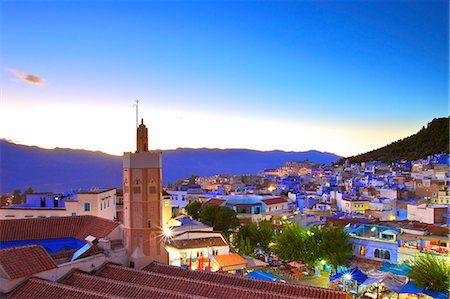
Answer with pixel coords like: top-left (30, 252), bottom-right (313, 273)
top-left (381, 233), bottom-right (394, 241)
top-left (374, 248), bottom-right (390, 260)
top-left (40, 197), bottom-right (46, 208)
top-left (107, 200), bottom-right (110, 208)
top-left (147, 220), bottom-right (151, 228)
top-left (149, 186), bottom-right (157, 194)
top-left (71, 212), bottom-right (76, 216)
top-left (359, 246), bottom-right (366, 256)
top-left (84, 203), bottom-right (91, 212)
top-left (212, 249), bottom-right (218, 255)
top-left (133, 186), bottom-right (141, 194)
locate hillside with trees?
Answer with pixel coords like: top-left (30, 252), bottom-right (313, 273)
top-left (338, 117), bottom-right (449, 164)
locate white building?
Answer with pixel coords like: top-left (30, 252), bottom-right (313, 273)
top-left (0, 188), bottom-right (117, 221)
top-left (165, 231), bottom-right (230, 267)
top-left (407, 204), bottom-right (448, 224)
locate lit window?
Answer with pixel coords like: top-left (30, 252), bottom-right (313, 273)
top-left (359, 246), bottom-right (366, 256)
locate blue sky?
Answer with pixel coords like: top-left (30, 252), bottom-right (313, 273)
top-left (2, 0), bottom-right (448, 156)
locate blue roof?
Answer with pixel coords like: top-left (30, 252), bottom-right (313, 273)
top-left (245, 270), bottom-right (283, 281)
top-left (329, 267), bottom-right (367, 284)
top-left (177, 216), bottom-right (203, 226)
top-left (378, 262), bottom-right (411, 276)
top-left (399, 282), bottom-right (424, 294)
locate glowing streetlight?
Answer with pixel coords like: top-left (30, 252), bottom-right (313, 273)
top-left (343, 273), bottom-right (352, 281)
top-left (163, 227), bottom-right (173, 238)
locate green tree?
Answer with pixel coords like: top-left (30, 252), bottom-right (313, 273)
top-left (273, 222), bottom-right (319, 266)
top-left (185, 201), bottom-right (202, 220)
top-left (317, 225), bottom-right (353, 274)
top-left (232, 222), bottom-right (258, 255)
top-left (256, 221), bottom-right (275, 251)
top-left (232, 221), bottom-right (275, 254)
top-left (200, 204), bottom-right (239, 234)
top-left (273, 223), bottom-right (352, 270)
top-left (410, 253), bottom-right (449, 292)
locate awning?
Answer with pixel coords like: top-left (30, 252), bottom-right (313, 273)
top-left (399, 282), bottom-right (424, 294)
top-left (288, 261), bottom-right (305, 268)
top-left (245, 270), bottom-right (283, 281)
top-left (422, 289), bottom-right (449, 299)
top-left (329, 267), bottom-right (368, 284)
top-left (361, 271), bottom-right (407, 293)
top-left (378, 262), bottom-right (411, 276)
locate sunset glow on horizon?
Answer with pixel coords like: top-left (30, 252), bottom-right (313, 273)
top-left (2, 1), bottom-right (448, 157)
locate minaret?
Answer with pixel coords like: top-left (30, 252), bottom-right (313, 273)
top-left (123, 119), bottom-right (168, 268)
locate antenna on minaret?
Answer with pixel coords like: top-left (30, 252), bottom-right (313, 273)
top-left (133, 100), bottom-right (139, 128)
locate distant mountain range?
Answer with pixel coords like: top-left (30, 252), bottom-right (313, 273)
top-left (338, 117), bottom-right (449, 164)
top-left (0, 140), bottom-right (341, 194)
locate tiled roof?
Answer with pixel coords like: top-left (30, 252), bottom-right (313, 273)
top-left (261, 198), bottom-right (288, 205)
top-left (8, 278), bottom-right (117, 299)
top-left (0, 245), bottom-right (57, 279)
top-left (97, 264), bottom-right (301, 299)
top-left (63, 271), bottom-right (205, 299)
top-left (167, 237), bottom-right (228, 249)
top-left (0, 215), bottom-right (119, 242)
top-left (213, 253), bottom-right (247, 267)
top-left (144, 262), bottom-right (351, 299)
top-left (205, 198), bottom-right (226, 206)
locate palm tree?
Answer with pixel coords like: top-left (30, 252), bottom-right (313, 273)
top-left (409, 253), bottom-right (449, 292)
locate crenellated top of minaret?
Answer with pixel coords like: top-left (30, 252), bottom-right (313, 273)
top-left (136, 118), bottom-right (148, 153)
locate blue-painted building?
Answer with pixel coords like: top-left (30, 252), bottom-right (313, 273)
top-left (347, 224), bottom-right (401, 263)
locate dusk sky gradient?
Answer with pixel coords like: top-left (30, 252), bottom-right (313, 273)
top-left (2, 0), bottom-right (448, 157)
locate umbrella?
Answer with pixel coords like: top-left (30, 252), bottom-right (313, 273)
top-left (288, 261), bottom-right (304, 268)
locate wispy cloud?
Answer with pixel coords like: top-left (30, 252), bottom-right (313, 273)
top-left (8, 69), bottom-right (47, 86)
